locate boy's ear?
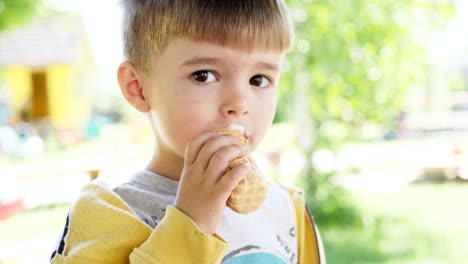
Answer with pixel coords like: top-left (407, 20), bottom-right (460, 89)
top-left (117, 61), bottom-right (151, 113)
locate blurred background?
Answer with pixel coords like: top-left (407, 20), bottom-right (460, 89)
top-left (0, 0), bottom-right (467, 263)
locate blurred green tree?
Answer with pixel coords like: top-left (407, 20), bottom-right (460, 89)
top-left (278, 0), bottom-right (454, 226)
top-left (0, 0), bottom-right (41, 31)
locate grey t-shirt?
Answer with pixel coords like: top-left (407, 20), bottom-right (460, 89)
top-left (113, 170), bottom-right (298, 264)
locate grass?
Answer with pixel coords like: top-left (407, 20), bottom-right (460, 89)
top-left (0, 204), bottom-right (69, 244)
top-left (322, 183), bottom-right (468, 264)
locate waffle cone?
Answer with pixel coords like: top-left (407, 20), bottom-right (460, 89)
top-left (215, 127), bottom-right (268, 214)
top-left (215, 129), bottom-right (249, 148)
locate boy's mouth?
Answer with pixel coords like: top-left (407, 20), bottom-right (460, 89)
top-left (227, 124), bottom-right (248, 139)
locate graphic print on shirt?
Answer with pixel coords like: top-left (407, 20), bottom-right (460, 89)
top-left (222, 245), bottom-right (288, 264)
top-left (277, 227), bottom-right (297, 263)
top-left (222, 226), bottom-right (297, 264)
top-left (140, 207), bottom-right (166, 228)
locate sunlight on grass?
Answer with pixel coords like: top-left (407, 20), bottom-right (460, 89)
top-left (0, 204), bottom-right (69, 244)
top-left (322, 183), bottom-right (468, 264)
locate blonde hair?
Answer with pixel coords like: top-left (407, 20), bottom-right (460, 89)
top-left (120, 0), bottom-right (294, 72)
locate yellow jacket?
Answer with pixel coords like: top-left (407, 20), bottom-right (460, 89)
top-left (50, 181), bottom-right (325, 264)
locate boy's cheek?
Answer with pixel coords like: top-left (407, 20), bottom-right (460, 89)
top-left (172, 111), bottom-right (211, 146)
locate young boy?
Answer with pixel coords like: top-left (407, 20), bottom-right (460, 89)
top-left (50, 0), bottom-right (325, 263)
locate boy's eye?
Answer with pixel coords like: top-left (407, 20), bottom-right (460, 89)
top-left (250, 75), bottom-right (271, 88)
top-left (192, 70), bottom-right (217, 83)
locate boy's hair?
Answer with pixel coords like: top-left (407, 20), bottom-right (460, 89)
top-left (120, 0), bottom-right (294, 72)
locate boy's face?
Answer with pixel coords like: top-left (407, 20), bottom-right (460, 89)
top-left (138, 37), bottom-right (285, 177)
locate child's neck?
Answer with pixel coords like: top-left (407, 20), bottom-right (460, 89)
top-left (145, 152), bottom-right (184, 181)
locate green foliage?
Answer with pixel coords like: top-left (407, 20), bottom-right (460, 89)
top-left (278, 0), bottom-right (454, 226)
top-left (0, 0), bottom-right (41, 31)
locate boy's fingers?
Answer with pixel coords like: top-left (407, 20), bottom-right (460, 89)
top-left (195, 135), bottom-right (243, 170)
top-left (184, 131), bottom-right (219, 165)
top-left (205, 145), bottom-right (247, 182)
top-left (217, 163), bottom-right (250, 196)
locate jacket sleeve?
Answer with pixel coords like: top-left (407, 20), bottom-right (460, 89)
top-left (287, 187), bottom-right (326, 264)
top-left (50, 181), bottom-right (228, 264)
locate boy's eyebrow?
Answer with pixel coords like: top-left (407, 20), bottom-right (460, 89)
top-left (181, 57), bottom-right (221, 67)
top-left (253, 61), bottom-right (280, 72)
top-left (181, 57), bottom-right (280, 72)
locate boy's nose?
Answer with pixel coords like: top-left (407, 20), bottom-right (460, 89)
top-left (220, 90), bottom-right (249, 117)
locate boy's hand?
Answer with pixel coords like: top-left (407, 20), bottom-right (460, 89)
top-left (174, 131), bottom-right (250, 235)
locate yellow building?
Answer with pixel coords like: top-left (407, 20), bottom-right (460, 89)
top-left (0, 14), bottom-right (95, 130)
